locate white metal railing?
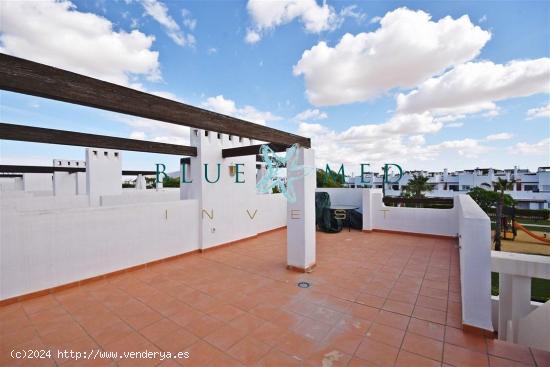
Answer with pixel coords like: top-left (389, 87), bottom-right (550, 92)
top-left (491, 251), bottom-right (550, 351)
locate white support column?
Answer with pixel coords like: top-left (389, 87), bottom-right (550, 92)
top-left (499, 274), bottom-right (532, 342)
top-left (287, 147), bottom-right (316, 272)
top-left (135, 174), bottom-right (146, 190)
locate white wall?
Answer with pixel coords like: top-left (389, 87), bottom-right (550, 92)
top-left (101, 189), bottom-right (180, 206)
top-left (22, 173), bottom-right (52, 193)
top-left (316, 188), bottom-right (363, 211)
top-left (184, 130), bottom-right (260, 250)
top-left (457, 194), bottom-right (493, 332)
top-left (254, 194), bottom-right (287, 233)
top-left (362, 189), bottom-right (458, 237)
top-left (1, 200), bottom-right (199, 300)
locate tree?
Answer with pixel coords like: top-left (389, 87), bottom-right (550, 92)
top-left (316, 168), bottom-right (344, 188)
top-left (401, 173), bottom-right (432, 199)
top-left (493, 178), bottom-right (515, 251)
top-left (468, 187), bottom-right (514, 213)
top-left (162, 176), bottom-right (180, 188)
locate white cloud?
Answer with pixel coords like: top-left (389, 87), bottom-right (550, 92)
top-left (479, 15), bottom-right (487, 23)
top-left (511, 138), bottom-right (550, 156)
top-left (202, 95), bottom-right (281, 125)
top-left (129, 131), bottom-right (147, 140)
top-left (0, 0), bottom-right (160, 87)
top-left (140, 0), bottom-right (195, 47)
top-left (397, 59), bottom-right (550, 116)
top-left (245, 0), bottom-right (361, 43)
top-left (486, 132), bottom-right (513, 141)
top-left (207, 47), bottom-right (217, 55)
top-left (181, 9), bottom-right (197, 30)
top-left (293, 7), bottom-right (491, 106)
top-left (293, 109), bottom-right (328, 121)
top-left (297, 117), bottom-right (490, 168)
top-left (118, 115), bottom-right (190, 146)
top-left (526, 103), bottom-right (550, 119)
top-left (245, 29), bottom-right (261, 44)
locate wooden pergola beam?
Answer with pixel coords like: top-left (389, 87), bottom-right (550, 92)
top-left (0, 54), bottom-right (311, 148)
top-left (0, 123), bottom-right (197, 156)
top-left (222, 143), bottom-right (289, 158)
top-left (0, 165), bottom-right (158, 175)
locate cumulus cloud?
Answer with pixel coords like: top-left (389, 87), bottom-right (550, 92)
top-left (202, 95), bottom-right (281, 125)
top-left (245, 0), bottom-right (362, 43)
top-left (526, 103), bottom-right (550, 119)
top-left (486, 132), bottom-right (513, 141)
top-left (293, 109), bottom-right (328, 121)
top-left (120, 115), bottom-right (190, 145)
top-left (397, 59), bottom-right (550, 116)
top-left (511, 138), bottom-right (550, 156)
top-left (140, 0), bottom-right (195, 47)
top-left (0, 0), bottom-right (161, 87)
top-left (297, 117), bottom-right (489, 168)
top-left (293, 7), bottom-right (491, 106)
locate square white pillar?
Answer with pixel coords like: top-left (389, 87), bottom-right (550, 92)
top-left (287, 147), bottom-right (316, 272)
top-left (498, 274), bottom-right (532, 342)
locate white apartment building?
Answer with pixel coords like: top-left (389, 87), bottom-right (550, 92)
top-left (346, 166), bottom-right (550, 210)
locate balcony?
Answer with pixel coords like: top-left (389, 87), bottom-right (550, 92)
top-left (2, 229), bottom-right (549, 366)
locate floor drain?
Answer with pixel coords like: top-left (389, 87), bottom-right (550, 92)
top-left (297, 281), bottom-right (311, 289)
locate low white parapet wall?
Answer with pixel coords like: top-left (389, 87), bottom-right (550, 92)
top-left (457, 194), bottom-right (494, 332)
top-left (362, 189), bottom-right (458, 237)
top-left (0, 200), bottom-right (200, 300)
top-left (492, 251), bottom-right (550, 348)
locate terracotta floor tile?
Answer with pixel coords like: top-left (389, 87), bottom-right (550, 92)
top-left (256, 349), bottom-right (304, 367)
top-left (207, 303), bottom-right (245, 322)
top-left (374, 310), bottom-right (410, 330)
top-left (154, 328), bottom-right (198, 352)
top-left (444, 326), bottom-right (487, 353)
top-left (184, 314), bottom-right (225, 338)
top-left (292, 317), bottom-right (332, 342)
top-left (365, 323), bottom-right (405, 348)
top-left (489, 355), bottom-right (534, 367)
top-left (413, 305), bottom-right (447, 325)
top-left (168, 305), bottom-right (203, 327)
top-left (227, 336), bottom-right (271, 365)
top-left (382, 299), bottom-right (414, 316)
top-left (395, 350), bottom-right (442, 367)
top-left (351, 304), bottom-right (380, 322)
top-left (402, 331), bottom-right (443, 361)
top-left (486, 339), bottom-right (534, 365)
top-left (443, 343), bottom-right (489, 367)
top-left (356, 293), bottom-right (385, 309)
top-left (139, 318), bottom-right (181, 343)
top-left (355, 338), bottom-right (399, 366)
top-left (89, 320), bottom-right (134, 347)
top-left (347, 356), bottom-right (380, 367)
top-left (204, 324), bottom-right (248, 351)
top-left (323, 326), bottom-right (363, 355)
top-left (276, 332), bottom-right (319, 360)
top-left (250, 321), bottom-right (287, 347)
top-left (184, 340), bottom-right (223, 367)
top-left (408, 318), bottom-right (445, 341)
top-left (229, 313), bottom-right (265, 333)
top-left (306, 346), bottom-right (351, 367)
top-left (207, 353), bottom-right (245, 367)
top-left (416, 295), bottom-right (449, 312)
top-left (531, 347), bottom-right (550, 367)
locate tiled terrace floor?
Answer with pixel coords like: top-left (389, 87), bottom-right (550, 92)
top-left (1, 229), bottom-right (549, 367)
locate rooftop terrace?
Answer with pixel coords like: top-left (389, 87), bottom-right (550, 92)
top-left (2, 229), bottom-right (548, 367)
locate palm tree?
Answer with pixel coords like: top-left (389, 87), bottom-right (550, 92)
top-left (402, 173), bottom-right (433, 199)
top-left (494, 177), bottom-right (515, 251)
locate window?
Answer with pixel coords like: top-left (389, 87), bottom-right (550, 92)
top-left (461, 185), bottom-right (471, 191)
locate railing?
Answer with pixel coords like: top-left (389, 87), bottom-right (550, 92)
top-left (383, 196), bottom-right (454, 209)
top-left (491, 251), bottom-right (550, 351)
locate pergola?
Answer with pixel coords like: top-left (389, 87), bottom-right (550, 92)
top-left (0, 53), bottom-right (316, 272)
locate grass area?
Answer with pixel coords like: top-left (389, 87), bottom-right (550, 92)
top-left (491, 272), bottom-right (550, 303)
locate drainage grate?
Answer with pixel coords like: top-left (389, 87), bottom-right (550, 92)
top-left (297, 281), bottom-right (311, 289)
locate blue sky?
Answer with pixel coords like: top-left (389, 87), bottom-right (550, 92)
top-left (0, 0), bottom-right (548, 174)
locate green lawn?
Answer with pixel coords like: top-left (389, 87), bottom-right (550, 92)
top-left (491, 272), bottom-right (550, 303)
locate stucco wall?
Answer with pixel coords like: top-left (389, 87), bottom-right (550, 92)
top-left (0, 200), bottom-right (199, 300)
